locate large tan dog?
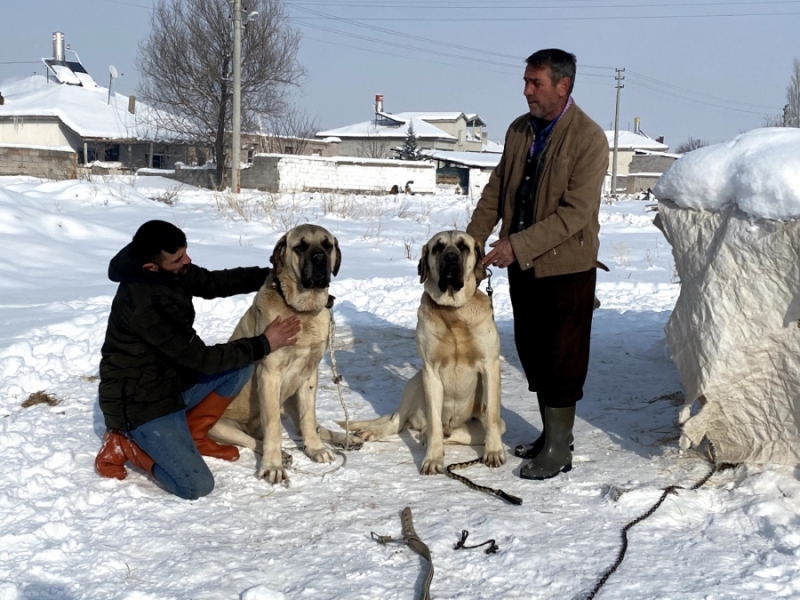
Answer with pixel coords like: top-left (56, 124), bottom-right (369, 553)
top-left (344, 230), bottom-right (506, 474)
top-left (209, 225), bottom-right (359, 483)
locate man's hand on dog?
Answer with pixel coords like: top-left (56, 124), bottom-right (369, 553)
top-left (263, 316), bottom-right (301, 351)
top-left (483, 238), bottom-right (516, 269)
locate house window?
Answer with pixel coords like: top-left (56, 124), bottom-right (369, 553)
top-left (104, 145), bottom-right (120, 162)
top-left (284, 145), bottom-right (295, 154)
top-left (312, 149), bottom-right (321, 156)
top-left (152, 154), bottom-right (165, 169)
top-left (247, 149), bottom-right (254, 163)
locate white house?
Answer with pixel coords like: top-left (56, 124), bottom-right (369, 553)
top-left (316, 94), bottom-right (488, 159)
top-left (0, 32), bottom-right (191, 179)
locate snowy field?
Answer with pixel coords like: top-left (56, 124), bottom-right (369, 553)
top-left (0, 174), bottom-right (798, 600)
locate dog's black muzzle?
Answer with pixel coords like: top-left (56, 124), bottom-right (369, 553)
top-left (301, 250), bottom-right (332, 289)
top-left (438, 250), bottom-right (464, 293)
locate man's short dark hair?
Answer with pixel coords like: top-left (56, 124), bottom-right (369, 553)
top-left (526, 49), bottom-right (577, 95)
top-left (132, 220), bottom-right (187, 264)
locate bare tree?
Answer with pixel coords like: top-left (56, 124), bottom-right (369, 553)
top-left (137, 0), bottom-right (305, 187)
top-left (356, 125), bottom-right (390, 159)
top-left (258, 109), bottom-right (320, 155)
top-left (786, 57), bottom-right (800, 127)
top-left (762, 58), bottom-right (800, 128)
top-left (674, 137), bottom-right (709, 154)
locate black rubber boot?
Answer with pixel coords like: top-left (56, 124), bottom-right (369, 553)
top-left (514, 401), bottom-right (574, 459)
top-left (519, 405), bottom-right (575, 480)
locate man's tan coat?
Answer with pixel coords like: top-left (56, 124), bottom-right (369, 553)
top-left (467, 103), bottom-right (609, 277)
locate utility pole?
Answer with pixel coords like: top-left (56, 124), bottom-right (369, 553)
top-left (611, 68), bottom-right (625, 198)
top-left (231, 0), bottom-right (242, 193)
top-left (783, 104), bottom-right (791, 127)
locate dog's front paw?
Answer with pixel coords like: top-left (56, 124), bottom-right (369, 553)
top-left (305, 446), bottom-right (335, 463)
top-left (482, 448), bottom-right (507, 468)
top-left (420, 456), bottom-right (444, 475)
top-left (258, 464), bottom-right (290, 484)
top-left (355, 429), bottom-right (377, 442)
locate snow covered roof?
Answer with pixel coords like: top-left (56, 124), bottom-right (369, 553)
top-left (605, 130), bottom-right (669, 151)
top-left (390, 111), bottom-right (486, 126)
top-left (317, 114), bottom-right (455, 140)
top-left (0, 75), bottom-right (182, 142)
top-left (482, 139), bottom-right (504, 154)
top-left (419, 149), bottom-right (501, 169)
top-left (317, 108), bottom-right (486, 140)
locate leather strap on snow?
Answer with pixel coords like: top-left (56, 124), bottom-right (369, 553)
top-left (453, 529), bottom-right (499, 554)
top-left (371, 507), bottom-right (434, 600)
top-left (445, 458), bottom-right (523, 505)
top-left (584, 459), bottom-right (737, 600)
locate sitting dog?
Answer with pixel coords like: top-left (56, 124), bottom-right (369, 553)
top-left (209, 224), bottom-right (360, 483)
top-left (344, 230), bottom-right (506, 474)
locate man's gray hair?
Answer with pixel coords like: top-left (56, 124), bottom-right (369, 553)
top-left (526, 49), bottom-right (577, 94)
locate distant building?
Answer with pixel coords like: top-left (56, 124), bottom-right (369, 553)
top-left (316, 94), bottom-right (488, 159)
top-left (0, 32), bottom-right (194, 179)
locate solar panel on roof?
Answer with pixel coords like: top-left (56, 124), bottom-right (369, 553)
top-left (42, 59), bottom-right (96, 87)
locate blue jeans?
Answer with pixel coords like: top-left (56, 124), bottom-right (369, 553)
top-left (128, 365), bottom-right (253, 500)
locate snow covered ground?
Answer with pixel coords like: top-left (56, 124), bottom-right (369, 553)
top-left (0, 175), bottom-right (798, 600)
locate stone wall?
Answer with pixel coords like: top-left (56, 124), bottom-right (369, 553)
top-left (0, 145), bottom-right (77, 179)
top-left (629, 154), bottom-right (677, 174)
top-left (162, 154), bottom-right (437, 194)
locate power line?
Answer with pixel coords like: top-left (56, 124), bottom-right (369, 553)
top-left (626, 80), bottom-right (779, 115)
top-left (291, 5), bottom-right (615, 69)
top-left (287, 0), bottom-right (800, 9)
top-left (286, 0), bottom-right (798, 5)
top-left (293, 10), bottom-right (800, 21)
top-left (99, 0), bottom-right (153, 9)
top-left (627, 70), bottom-right (779, 111)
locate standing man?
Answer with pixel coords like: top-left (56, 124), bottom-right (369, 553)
top-left (94, 220), bottom-right (300, 499)
top-left (466, 49), bottom-right (608, 480)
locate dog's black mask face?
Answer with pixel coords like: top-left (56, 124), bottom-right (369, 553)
top-left (296, 237), bottom-right (335, 289)
top-left (435, 243), bottom-right (465, 293)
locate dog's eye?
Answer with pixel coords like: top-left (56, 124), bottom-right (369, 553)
top-left (293, 241), bottom-right (309, 255)
top-left (321, 239), bottom-right (333, 250)
top-left (432, 242), bottom-right (445, 254)
top-left (457, 241), bottom-right (468, 252)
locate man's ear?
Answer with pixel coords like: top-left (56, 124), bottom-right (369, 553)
top-left (332, 237), bottom-right (342, 277)
top-left (142, 262), bottom-right (159, 272)
top-left (418, 245), bottom-right (430, 284)
top-left (473, 244), bottom-right (487, 283)
top-left (270, 235), bottom-right (287, 278)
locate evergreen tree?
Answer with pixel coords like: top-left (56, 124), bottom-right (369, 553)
top-left (400, 123), bottom-right (421, 160)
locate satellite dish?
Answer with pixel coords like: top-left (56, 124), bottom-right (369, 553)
top-left (109, 65), bottom-right (118, 78)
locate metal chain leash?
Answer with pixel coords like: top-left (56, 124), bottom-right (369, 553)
top-left (327, 308), bottom-right (350, 452)
top-left (445, 459), bottom-right (523, 505)
top-left (584, 460), bottom-right (737, 600)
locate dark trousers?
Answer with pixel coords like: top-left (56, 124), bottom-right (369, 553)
top-left (508, 265), bottom-right (596, 408)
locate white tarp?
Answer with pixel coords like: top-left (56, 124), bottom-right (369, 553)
top-left (656, 199), bottom-right (800, 465)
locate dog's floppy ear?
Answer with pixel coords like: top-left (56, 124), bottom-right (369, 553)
top-left (418, 244), bottom-right (430, 284)
top-left (270, 235), bottom-right (288, 279)
top-left (332, 236), bottom-right (342, 277)
top-left (473, 244), bottom-right (487, 283)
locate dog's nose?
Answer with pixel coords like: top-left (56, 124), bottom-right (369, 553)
top-left (443, 251), bottom-right (460, 264)
top-left (311, 251), bottom-right (326, 265)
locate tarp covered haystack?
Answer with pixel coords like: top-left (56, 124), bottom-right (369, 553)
top-left (654, 128), bottom-right (800, 465)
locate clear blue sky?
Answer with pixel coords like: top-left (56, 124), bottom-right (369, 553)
top-left (1, 0), bottom-right (796, 148)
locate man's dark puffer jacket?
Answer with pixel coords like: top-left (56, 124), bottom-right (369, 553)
top-left (98, 243), bottom-right (270, 431)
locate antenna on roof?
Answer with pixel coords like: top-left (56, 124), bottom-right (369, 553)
top-left (107, 65), bottom-right (121, 105)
